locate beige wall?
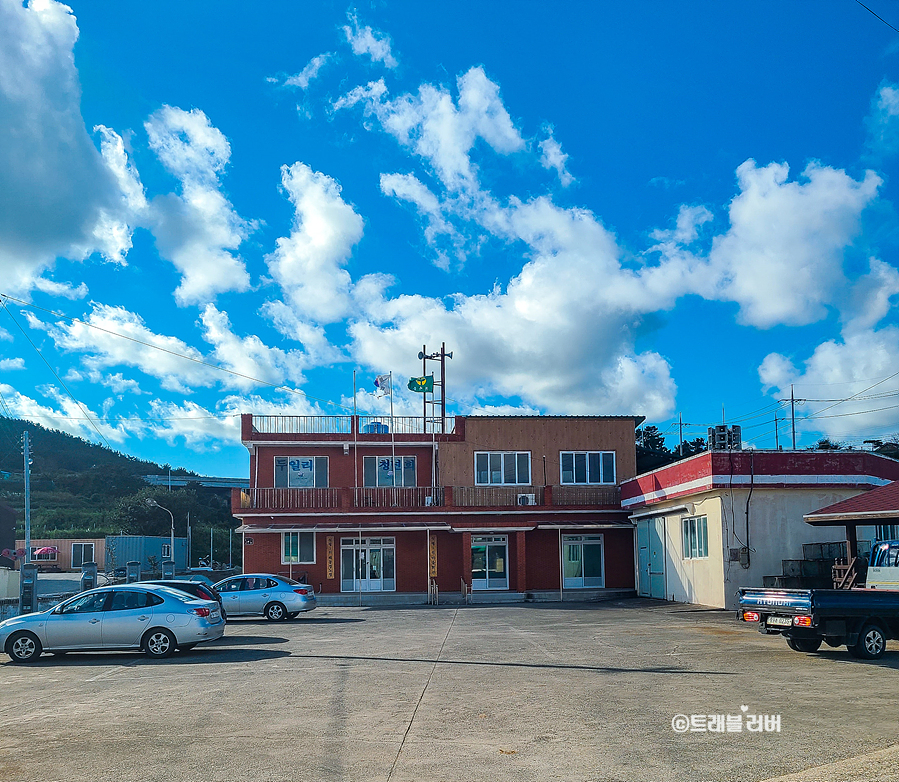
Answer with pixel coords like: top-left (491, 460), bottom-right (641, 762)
top-left (440, 417), bottom-right (639, 486)
top-left (15, 538), bottom-right (105, 572)
top-left (645, 487), bottom-right (875, 610)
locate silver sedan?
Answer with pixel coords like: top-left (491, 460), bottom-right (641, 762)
top-left (213, 574), bottom-right (317, 620)
top-left (0, 584), bottom-right (224, 662)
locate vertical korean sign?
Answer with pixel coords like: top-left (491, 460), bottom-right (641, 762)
top-left (429, 534), bottom-right (438, 578)
top-left (327, 536), bottom-right (335, 579)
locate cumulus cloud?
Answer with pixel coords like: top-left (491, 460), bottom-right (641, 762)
top-left (283, 53), bottom-right (334, 89)
top-left (538, 130), bottom-right (574, 187)
top-left (0, 357), bottom-right (25, 371)
top-left (0, 382), bottom-right (134, 444)
top-left (866, 80), bottom-right (899, 158)
top-left (343, 11), bottom-right (397, 68)
top-left (336, 67), bottom-right (525, 193)
top-left (708, 160), bottom-right (880, 328)
top-left (759, 327), bottom-right (899, 441)
top-left (32, 277), bottom-right (88, 299)
top-left (265, 162), bottom-right (364, 323)
top-left (0, 0), bottom-right (139, 293)
top-left (145, 106), bottom-right (253, 305)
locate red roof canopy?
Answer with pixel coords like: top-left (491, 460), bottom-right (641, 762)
top-left (805, 480), bottom-right (899, 526)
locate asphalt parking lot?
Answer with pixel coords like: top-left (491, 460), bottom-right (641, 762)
top-left (1, 598), bottom-right (898, 782)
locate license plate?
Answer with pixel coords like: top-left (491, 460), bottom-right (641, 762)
top-left (767, 616), bottom-right (792, 627)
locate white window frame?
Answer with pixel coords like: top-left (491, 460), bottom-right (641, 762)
top-left (682, 516), bottom-right (709, 560)
top-left (559, 451), bottom-right (616, 485)
top-left (161, 544), bottom-right (172, 559)
top-left (282, 532), bottom-right (316, 564)
top-left (362, 455), bottom-right (417, 487)
top-left (30, 547), bottom-right (57, 562)
top-left (71, 542), bottom-right (94, 568)
top-left (274, 455), bottom-right (329, 488)
top-left (474, 452), bottom-right (531, 485)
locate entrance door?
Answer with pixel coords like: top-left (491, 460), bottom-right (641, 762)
top-left (471, 536), bottom-right (508, 590)
top-left (563, 535), bottom-right (604, 588)
top-left (636, 518), bottom-right (666, 599)
top-left (340, 538), bottom-right (396, 592)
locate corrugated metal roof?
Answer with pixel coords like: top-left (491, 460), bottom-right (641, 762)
top-left (805, 480), bottom-right (899, 523)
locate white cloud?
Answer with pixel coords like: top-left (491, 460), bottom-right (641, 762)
top-left (866, 80), bottom-right (899, 158)
top-left (538, 130), bottom-right (574, 187)
top-left (32, 277), bottom-right (88, 299)
top-left (266, 161), bottom-right (364, 323)
top-left (0, 357), bottom-right (25, 370)
top-left (0, 382), bottom-right (134, 444)
top-left (199, 303), bottom-right (309, 391)
top-left (145, 106), bottom-right (253, 305)
top-left (283, 53), bottom-right (333, 89)
top-left (47, 303), bottom-right (220, 393)
top-left (336, 67), bottom-right (525, 193)
top-left (342, 11), bottom-right (397, 68)
top-left (759, 327), bottom-right (899, 441)
top-left (94, 371), bottom-right (143, 395)
top-left (708, 160), bottom-right (880, 328)
top-left (0, 0), bottom-right (140, 293)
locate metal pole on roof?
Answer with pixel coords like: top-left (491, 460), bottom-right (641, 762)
top-left (791, 385), bottom-right (797, 450)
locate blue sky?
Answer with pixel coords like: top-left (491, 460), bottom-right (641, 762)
top-left (4, 1), bottom-right (899, 477)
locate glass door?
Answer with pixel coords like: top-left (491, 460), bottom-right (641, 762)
top-left (471, 536), bottom-right (508, 590)
top-left (563, 535), bottom-right (604, 588)
top-left (340, 538), bottom-right (396, 592)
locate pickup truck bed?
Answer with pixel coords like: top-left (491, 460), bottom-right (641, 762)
top-left (738, 587), bottom-right (899, 660)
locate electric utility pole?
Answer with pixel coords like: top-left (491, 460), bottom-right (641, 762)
top-left (23, 431), bottom-right (31, 563)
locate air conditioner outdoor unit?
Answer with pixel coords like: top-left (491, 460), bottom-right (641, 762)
top-left (517, 493), bottom-right (536, 506)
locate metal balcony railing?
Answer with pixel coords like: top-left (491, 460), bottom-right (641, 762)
top-left (250, 414), bottom-right (456, 435)
top-left (551, 485), bottom-right (620, 505)
top-left (241, 488), bottom-right (341, 510)
top-left (453, 486), bottom-right (541, 507)
top-left (354, 487), bottom-right (444, 508)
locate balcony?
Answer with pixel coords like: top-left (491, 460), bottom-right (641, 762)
top-left (234, 484), bottom-right (620, 512)
top-left (247, 414), bottom-right (457, 437)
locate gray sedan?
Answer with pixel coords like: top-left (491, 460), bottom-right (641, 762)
top-left (0, 584), bottom-right (224, 662)
top-left (213, 574), bottom-right (317, 620)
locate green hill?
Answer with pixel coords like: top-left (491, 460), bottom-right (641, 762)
top-left (0, 417), bottom-right (239, 566)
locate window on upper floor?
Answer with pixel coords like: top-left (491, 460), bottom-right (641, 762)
top-left (475, 452), bottom-right (531, 485)
top-left (560, 451), bottom-right (616, 485)
top-left (274, 456), bottom-right (329, 488)
top-left (363, 456), bottom-right (417, 487)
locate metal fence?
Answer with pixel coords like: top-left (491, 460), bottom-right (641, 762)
top-left (251, 415), bottom-right (456, 435)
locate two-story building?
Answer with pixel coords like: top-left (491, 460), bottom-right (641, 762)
top-left (232, 413), bottom-right (643, 603)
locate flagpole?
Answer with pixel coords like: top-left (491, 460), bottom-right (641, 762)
top-left (389, 371), bottom-right (397, 505)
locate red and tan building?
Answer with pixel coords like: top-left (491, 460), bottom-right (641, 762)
top-left (232, 413), bottom-right (643, 603)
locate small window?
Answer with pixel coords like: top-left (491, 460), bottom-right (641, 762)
top-left (682, 516), bottom-right (709, 559)
top-left (474, 452), bottom-right (530, 485)
top-left (560, 451), bottom-right (616, 484)
top-left (274, 456), bottom-right (329, 488)
top-left (109, 591), bottom-right (154, 611)
top-left (30, 547), bottom-right (57, 562)
top-left (72, 542), bottom-right (94, 568)
top-left (283, 532), bottom-right (315, 564)
top-left (218, 578), bottom-right (243, 592)
top-left (161, 544), bottom-right (172, 559)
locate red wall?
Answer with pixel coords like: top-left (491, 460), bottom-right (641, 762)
top-left (243, 526), bottom-right (635, 593)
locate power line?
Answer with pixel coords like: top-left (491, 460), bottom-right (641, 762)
top-left (857, 0), bottom-right (899, 35)
top-left (2, 298), bottom-right (112, 450)
top-left (0, 292), bottom-right (363, 415)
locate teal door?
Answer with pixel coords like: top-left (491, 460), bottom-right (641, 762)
top-left (637, 518), bottom-right (666, 599)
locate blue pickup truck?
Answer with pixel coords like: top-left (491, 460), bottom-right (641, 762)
top-left (737, 540), bottom-right (899, 660)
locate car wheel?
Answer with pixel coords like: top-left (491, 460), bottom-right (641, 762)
top-left (7, 631), bottom-right (42, 663)
top-left (265, 602), bottom-right (287, 621)
top-left (786, 637), bottom-right (821, 653)
top-left (853, 624), bottom-right (887, 660)
top-left (143, 628), bottom-right (176, 659)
